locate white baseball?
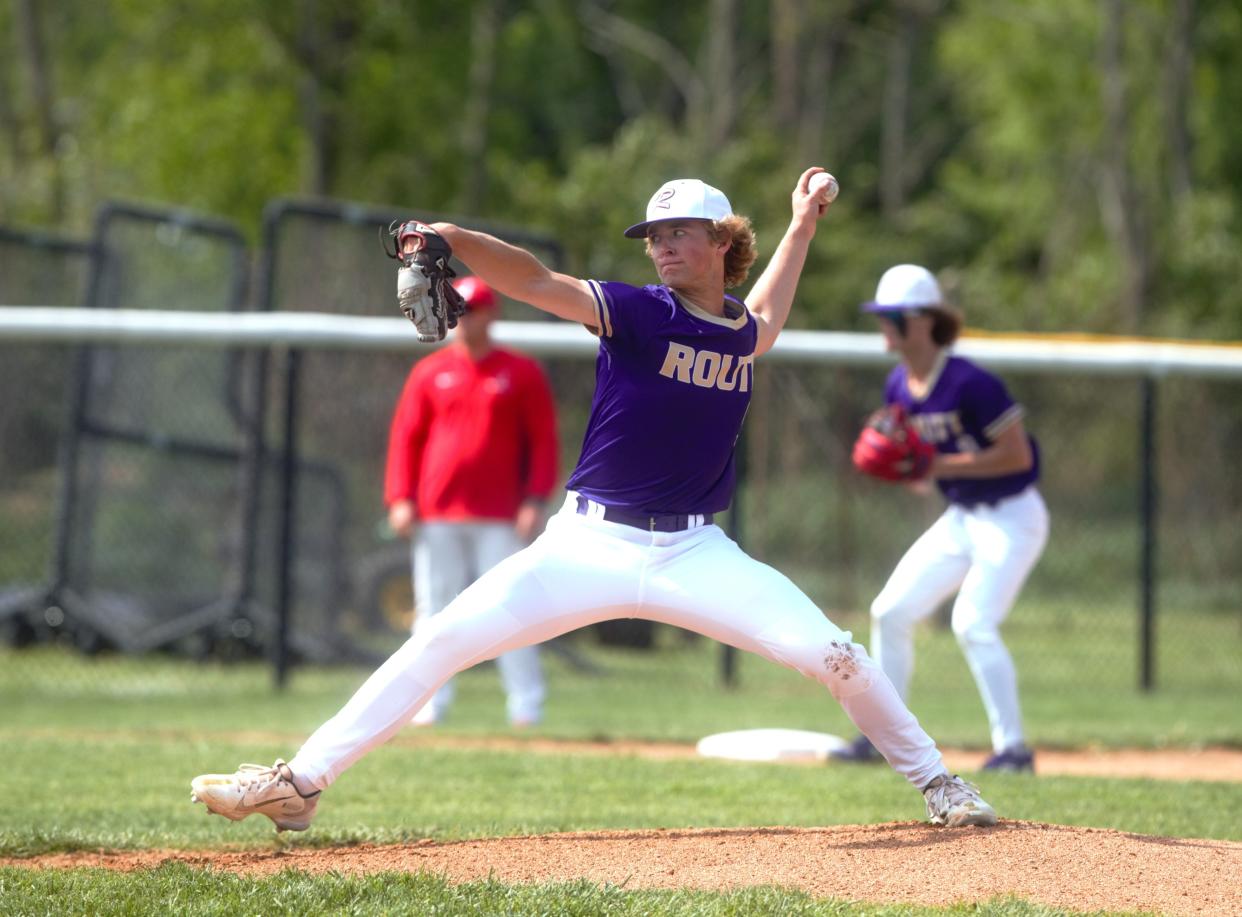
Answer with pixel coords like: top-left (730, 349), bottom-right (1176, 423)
top-left (809, 172), bottom-right (839, 203)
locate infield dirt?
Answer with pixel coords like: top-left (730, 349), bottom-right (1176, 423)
top-left (12, 821), bottom-right (1242, 916)
top-left (7, 742), bottom-right (1241, 915)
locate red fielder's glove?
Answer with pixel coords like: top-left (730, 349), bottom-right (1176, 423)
top-left (851, 404), bottom-right (935, 483)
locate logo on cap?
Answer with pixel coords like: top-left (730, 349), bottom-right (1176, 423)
top-left (652, 188), bottom-right (676, 211)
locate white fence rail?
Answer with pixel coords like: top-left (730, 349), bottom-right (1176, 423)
top-left (3, 306), bottom-right (1242, 377)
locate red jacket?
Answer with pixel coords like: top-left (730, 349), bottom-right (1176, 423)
top-left (384, 345), bottom-right (559, 521)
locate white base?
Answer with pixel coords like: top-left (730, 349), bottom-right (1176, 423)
top-left (696, 728), bottom-right (851, 763)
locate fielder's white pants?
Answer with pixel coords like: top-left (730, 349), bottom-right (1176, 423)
top-left (870, 486), bottom-right (1049, 753)
top-left (412, 521), bottom-right (545, 726)
top-left (291, 493), bottom-right (949, 791)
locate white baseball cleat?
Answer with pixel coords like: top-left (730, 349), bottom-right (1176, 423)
top-left (922, 773), bottom-right (998, 827)
top-left (190, 759), bottom-right (320, 832)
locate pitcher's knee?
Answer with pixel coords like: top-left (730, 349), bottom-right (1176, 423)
top-left (870, 594), bottom-right (894, 620)
top-left (819, 639), bottom-right (878, 700)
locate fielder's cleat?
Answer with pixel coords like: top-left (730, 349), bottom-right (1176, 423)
top-left (827, 733), bottom-right (883, 764)
top-left (982, 745), bottom-right (1035, 773)
top-left (190, 759), bottom-right (320, 832)
top-left (922, 773), bottom-right (997, 827)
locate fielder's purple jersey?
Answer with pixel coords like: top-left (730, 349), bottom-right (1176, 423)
top-left (885, 354), bottom-right (1040, 507)
top-left (565, 280), bottom-right (758, 514)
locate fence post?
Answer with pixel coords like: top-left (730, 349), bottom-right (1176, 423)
top-left (273, 348), bottom-right (301, 690)
top-left (1139, 376), bottom-right (1157, 691)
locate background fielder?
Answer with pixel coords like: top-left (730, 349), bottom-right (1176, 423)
top-left (191, 174), bottom-right (999, 832)
top-left (833, 264), bottom-right (1049, 771)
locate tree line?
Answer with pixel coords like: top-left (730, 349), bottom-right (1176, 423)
top-left (3, 0), bottom-right (1240, 338)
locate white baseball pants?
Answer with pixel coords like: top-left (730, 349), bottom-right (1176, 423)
top-left (290, 493), bottom-right (949, 791)
top-left (870, 486), bottom-right (1049, 753)
top-left (412, 521), bottom-right (545, 726)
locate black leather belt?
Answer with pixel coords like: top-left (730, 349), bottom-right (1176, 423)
top-left (955, 489), bottom-right (1025, 510)
top-left (575, 495), bottom-right (712, 532)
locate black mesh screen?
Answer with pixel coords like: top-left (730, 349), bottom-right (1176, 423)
top-left (0, 228), bottom-right (94, 632)
top-left (51, 205), bottom-right (254, 653)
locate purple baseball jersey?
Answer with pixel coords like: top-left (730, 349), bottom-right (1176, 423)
top-left (565, 280), bottom-right (758, 514)
top-left (885, 354), bottom-right (1040, 507)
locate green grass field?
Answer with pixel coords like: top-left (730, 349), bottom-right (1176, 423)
top-left (0, 869), bottom-right (1116, 917)
top-left (2, 625), bottom-right (1239, 916)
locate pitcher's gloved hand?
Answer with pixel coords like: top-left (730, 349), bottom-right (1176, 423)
top-left (384, 221), bottom-right (466, 343)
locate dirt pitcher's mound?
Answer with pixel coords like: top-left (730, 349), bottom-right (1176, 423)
top-left (14, 821), bottom-right (1241, 916)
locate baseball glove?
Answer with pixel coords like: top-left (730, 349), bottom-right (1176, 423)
top-left (851, 404), bottom-right (935, 483)
top-left (382, 220), bottom-right (466, 343)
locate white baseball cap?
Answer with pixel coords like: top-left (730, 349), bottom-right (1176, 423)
top-left (862, 264), bottom-right (944, 313)
top-left (624, 178), bottom-right (733, 239)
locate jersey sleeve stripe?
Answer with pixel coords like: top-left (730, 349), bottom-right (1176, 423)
top-left (984, 403), bottom-right (1024, 440)
top-left (587, 280), bottom-right (613, 338)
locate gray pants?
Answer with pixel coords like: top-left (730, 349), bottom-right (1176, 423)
top-left (411, 520), bottom-right (545, 725)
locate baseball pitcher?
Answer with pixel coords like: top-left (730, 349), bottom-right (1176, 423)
top-left (192, 174), bottom-right (999, 833)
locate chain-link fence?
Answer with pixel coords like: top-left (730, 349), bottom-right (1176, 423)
top-left (741, 362), bottom-right (1242, 693)
top-left (2, 205), bottom-right (1240, 704)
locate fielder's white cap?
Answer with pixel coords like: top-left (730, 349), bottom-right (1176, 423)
top-left (862, 264), bottom-right (944, 313)
top-left (624, 178), bottom-right (733, 239)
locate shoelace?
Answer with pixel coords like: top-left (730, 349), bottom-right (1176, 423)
top-left (235, 762), bottom-right (289, 792)
top-left (926, 774), bottom-right (982, 809)
top-left (235, 760), bottom-right (319, 802)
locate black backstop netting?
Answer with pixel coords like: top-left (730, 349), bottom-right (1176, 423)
top-left (47, 204), bottom-right (256, 654)
top-left (0, 227), bottom-right (94, 636)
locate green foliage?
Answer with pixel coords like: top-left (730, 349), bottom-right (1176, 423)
top-left (4, 1), bottom-right (1242, 336)
top-left (1159, 190), bottom-right (1242, 336)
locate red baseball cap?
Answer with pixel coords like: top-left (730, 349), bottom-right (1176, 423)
top-left (452, 275), bottom-right (497, 311)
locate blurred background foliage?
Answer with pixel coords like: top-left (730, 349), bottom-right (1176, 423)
top-left (3, 0), bottom-right (1241, 339)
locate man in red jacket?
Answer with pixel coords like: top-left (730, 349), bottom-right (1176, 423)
top-left (385, 276), bottom-right (559, 726)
